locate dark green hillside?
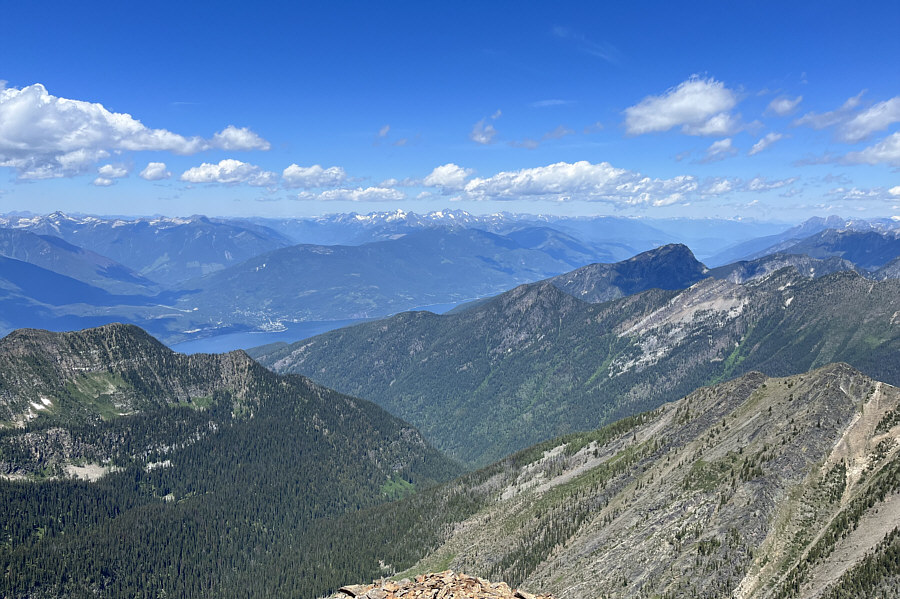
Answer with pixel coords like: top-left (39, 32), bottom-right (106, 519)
top-left (260, 268), bottom-right (900, 466)
top-left (0, 324), bottom-right (458, 599)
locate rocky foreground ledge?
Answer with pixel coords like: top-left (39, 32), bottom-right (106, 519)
top-left (331, 571), bottom-right (553, 599)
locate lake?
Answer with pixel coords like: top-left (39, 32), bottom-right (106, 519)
top-left (169, 299), bottom-right (478, 355)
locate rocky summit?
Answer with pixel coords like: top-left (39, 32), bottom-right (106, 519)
top-left (331, 571), bottom-right (553, 599)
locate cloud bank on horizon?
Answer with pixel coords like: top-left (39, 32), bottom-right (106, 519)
top-left (1, 1), bottom-right (898, 220)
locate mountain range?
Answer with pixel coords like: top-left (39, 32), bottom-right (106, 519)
top-left (256, 245), bottom-right (900, 466)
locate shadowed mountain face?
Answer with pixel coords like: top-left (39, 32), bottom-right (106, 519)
top-left (763, 229), bottom-right (900, 270)
top-left (0, 228), bottom-right (158, 295)
top-left (323, 364), bottom-right (900, 599)
top-left (258, 266), bottom-right (900, 466)
top-left (0, 323), bottom-right (459, 598)
top-left (547, 243), bottom-right (708, 303)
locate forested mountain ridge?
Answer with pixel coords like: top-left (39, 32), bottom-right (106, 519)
top-left (546, 243), bottom-right (708, 302)
top-left (258, 266), bottom-right (900, 466)
top-left (0, 323), bottom-right (459, 598)
top-left (322, 364), bottom-right (900, 599)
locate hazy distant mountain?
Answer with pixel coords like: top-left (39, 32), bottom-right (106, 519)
top-left (331, 363), bottom-right (900, 599)
top-left (1, 212), bottom-right (293, 285)
top-left (175, 228), bottom-right (620, 327)
top-left (259, 265), bottom-right (900, 466)
top-left (708, 252), bottom-right (858, 283)
top-left (754, 229), bottom-right (900, 270)
top-left (252, 210), bottom-right (781, 260)
top-left (0, 228), bottom-right (157, 295)
top-left (704, 215), bottom-right (848, 266)
top-left (0, 323), bottom-right (458, 598)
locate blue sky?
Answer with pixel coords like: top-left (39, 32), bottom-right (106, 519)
top-left (1, 0), bottom-right (898, 221)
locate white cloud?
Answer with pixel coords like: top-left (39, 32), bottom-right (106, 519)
top-left (282, 164), bottom-right (347, 188)
top-left (839, 97), bottom-right (900, 143)
top-left (702, 178), bottom-right (735, 195)
top-left (462, 160), bottom-right (699, 207)
top-left (623, 76), bottom-right (739, 136)
top-left (97, 164), bottom-right (128, 179)
top-left (0, 82), bottom-right (268, 179)
top-left (826, 186), bottom-right (895, 201)
top-left (140, 162), bottom-right (171, 180)
top-left (843, 132), bottom-right (900, 166)
top-left (702, 138), bottom-right (738, 162)
top-left (210, 125), bottom-right (271, 151)
top-left (766, 96), bottom-right (802, 116)
top-left (793, 91), bottom-right (865, 130)
top-left (470, 119), bottom-right (498, 144)
top-left (889, 185), bottom-right (900, 197)
top-left (296, 186), bottom-right (405, 202)
top-left (748, 132), bottom-right (785, 156)
top-left (91, 164), bottom-right (128, 187)
top-left (423, 163), bottom-right (473, 190)
top-left (378, 125), bottom-right (390, 138)
top-left (745, 176), bottom-right (799, 192)
top-left (180, 159), bottom-right (277, 186)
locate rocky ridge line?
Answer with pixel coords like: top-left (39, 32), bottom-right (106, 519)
top-left (333, 571), bottom-right (553, 599)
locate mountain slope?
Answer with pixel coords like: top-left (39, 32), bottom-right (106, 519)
top-left (258, 268), bottom-right (900, 466)
top-left (334, 364), bottom-right (900, 599)
top-left (0, 228), bottom-right (158, 295)
top-left (705, 216), bottom-right (848, 266)
top-left (547, 243), bottom-right (708, 302)
top-left (0, 323), bottom-right (458, 598)
top-left (759, 229), bottom-right (900, 271)
top-left (177, 228), bottom-right (618, 325)
top-left (3, 212), bottom-right (293, 285)
top-left (708, 253), bottom-right (858, 283)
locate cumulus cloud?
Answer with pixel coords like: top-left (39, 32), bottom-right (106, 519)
top-left (766, 96), bottom-right (802, 116)
top-left (839, 97), bottom-right (900, 143)
top-left (98, 164), bottom-right (128, 179)
top-left (748, 132), bottom-right (785, 156)
top-left (282, 164), bottom-right (347, 188)
top-left (210, 125), bottom-right (271, 151)
top-left (889, 186), bottom-right (900, 197)
top-left (623, 76), bottom-right (739, 136)
top-left (180, 159), bottom-right (277, 186)
top-left (91, 164), bottom-right (128, 187)
top-left (423, 163), bottom-right (473, 190)
top-left (462, 160), bottom-right (701, 207)
top-left (296, 186), bottom-right (405, 202)
top-left (745, 176), bottom-right (799, 192)
top-left (793, 91), bottom-right (865, 130)
top-left (702, 138), bottom-right (738, 162)
top-left (0, 82), bottom-right (269, 179)
top-left (470, 119), bottom-right (498, 145)
top-left (140, 162), bottom-right (171, 181)
top-left (843, 132), bottom-right (900, 166)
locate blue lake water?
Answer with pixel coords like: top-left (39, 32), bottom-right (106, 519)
top-left (169, 299), bottom-right (477, 355)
